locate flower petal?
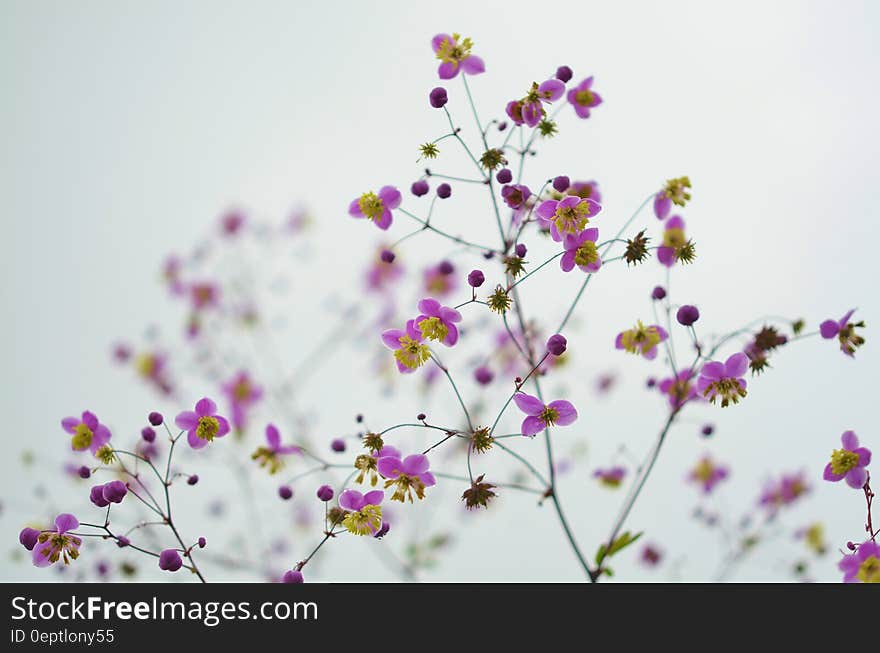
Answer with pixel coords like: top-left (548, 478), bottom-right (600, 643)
top-left (175, 411), bottom-right (199, 431)
top-left (195, 397), bottom-right (217, 417)
top-left (845, 467), bottom-right (868, 489)
top-left (363, 490), bottom-right (385, 506)
top-left (402, 454), bottom-right (430, 475)
top-left (841, 430), bottom-right (859, 450)
top-left (823, 462), bottom-right (844, 482)
top-left (513, 392), bottom-right (544, 415)
top-left (339, 489), bottom-right (363, 512)
top-left (377, 456), bottom-right (403, 479)
top-left (521, 415), bottom-right (545, 436)
top-left (549, 400), bottom-right (578, 426)
top-left (187, 429), bottom-right (208, 450)
top-left (535, 200), bottom-right (558, 220)
top-left (819, 319), bottom-right (840, 339)
top-left (54, 513), bottom-right (79, 533)
top-left (417, 298), bottom-right (441, 316)
top-left (461, 55), bottom-right (485, 75)
top-left (724, 353), bottom-right (749, 378)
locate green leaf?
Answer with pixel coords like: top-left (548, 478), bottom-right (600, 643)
top-left (595, 531), bottom-right (643, 567)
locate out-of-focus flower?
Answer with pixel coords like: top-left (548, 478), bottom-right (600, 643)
top-left (615, 321), bottom-right (669, 360)
top-left (759, 471), bottom-right (810, 513)
top-left (593, 466), bottom-right (626, 488)
top-left (820, 309), bottom-right (865, 357)
top-left (61, 411), bottom-right (112, 456)
top-left (423, 260), bottom-right (457, 297)
top-left (567, 76), bottom-right (602, 119)
top-left (658, 368), bottom-right (699, 410)
top-left (823, 430), bottom-right (871, 489)
top-left (688, 456), bottom-right (729, 494)
top-left (432, 33), bottom-right (485, 80)
top-left (252, 424), bottom-right (302, 475)
top-left (657, 216), bottom-right (695, 266)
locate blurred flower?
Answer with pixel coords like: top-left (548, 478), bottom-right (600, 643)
top-left (432, 33), bottom-right (485, 80)
top-left (615, 321), bottom-right (668, 360)
top-left (697, 353), bottom-right (748, 407)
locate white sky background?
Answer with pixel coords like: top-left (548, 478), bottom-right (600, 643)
top-left (2, 0), bottom-right (878, 582)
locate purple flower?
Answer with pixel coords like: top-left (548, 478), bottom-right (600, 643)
top-left (567, 180), bottom-right (602, 203)
top-left (560, 227), bottom-right (602, 273)
top-left (535, 195), bottom-right (602, 241)
top-left (331, 438), bottom-right (346, 453)
top-left (377, 453), bottom-right (437, 502)
top-left (506, 80), bottom-right (565, 128)
top-left (501, 184), bottom-right (531, 210)
top-left (282, 569), bottom-right (304, 583)
top-left (823, 430), bottom-right (871, 489)
top-left (423, 260), bottom-right (457, 297)
top-left (759, 472), bottom-right (810, 513)
top-left (366, 245), bottom-right (404, 293)
top-left (432, 33), bottom-right (485, 79)
top-left (429, 87), bottom-right (448, 108)
top-left (252, 424), bottom-right (302, 474)
top-left (567, 76), bottom-right (602, 119)
top-left (658, 368), bottom-right (699, 410)
top-left (415, 298), bottom-right (462, 347)
top-left (338, 489), bottom-right (385, 536)
top-left (657, 216), bottom-right (688, 267)
top-left (175, 397), bottom-right (230, 449)
top-left (513, 392), bottom-right (578, 437)
top-left (688, 456), bottom-right (729, 494)
top-left (820, 308), bottom-right (865, 357)
top-left (221, 370), bottom-right (263, 410)
top-left (348, 186), bottom-right (402, 231)
top-left (615, 321), bottom-right (669, 360)
top-left (593, 466), bottom-right (626, 488)
top-left (32, 513), bottom-right (81, 567)
top-left (61, 411), bottom-right (112, 456)
top-left (838, 540), bottom-right (880, 583)
top-left (697, 353), bottom-right (748, 407)
top-left (382, 319), bottom-right (432, 373)
top-left (158, 549), bottom-right (183, 572)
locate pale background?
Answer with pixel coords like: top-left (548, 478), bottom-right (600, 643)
top-left (2, 0), bottom-right (878, 582)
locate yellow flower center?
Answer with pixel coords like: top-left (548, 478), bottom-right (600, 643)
top-left (71, 423), bottom-right (94, 451)
top-left (435, 33), bottom-right (473, 64)
top-left (385, 474), bottom-right (427, 503)
top-left (693, 459), bottom-right (716, 483)
top-left (135, 353), bottom-right (157, 377)
top-left (539, 406), bottom-right (560, 426)
top-left (251, 447), bottom-right (284, 475)
top-left (702, 378), bottom-right (747, 408)
top-left (233, 380), bottom-right (252, 401)
top-left (394, 335), bottom-right (430, 370)
top-left (418, 316), bottom-right (449, 343)
top-left (830, 448), bottom-right (860, 476)
top-left (663, 227), bottom-right (686, 250)
top-left (575, 89), bottom-right (595, 106)
top-left (574, 240), bottom-right (599, 267)
top-left (36, 532), bottom-right (81, 565)
top-left (857, 555), bottom-right (880, 583)
top-left (342, 505), bottom-right (383, 536)
top-left (196, 416), bottom-right (219, 441)
top-left (553, 202), bottom-right (592, 235)
top-left (358, 192), bottom-right (384, 222)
